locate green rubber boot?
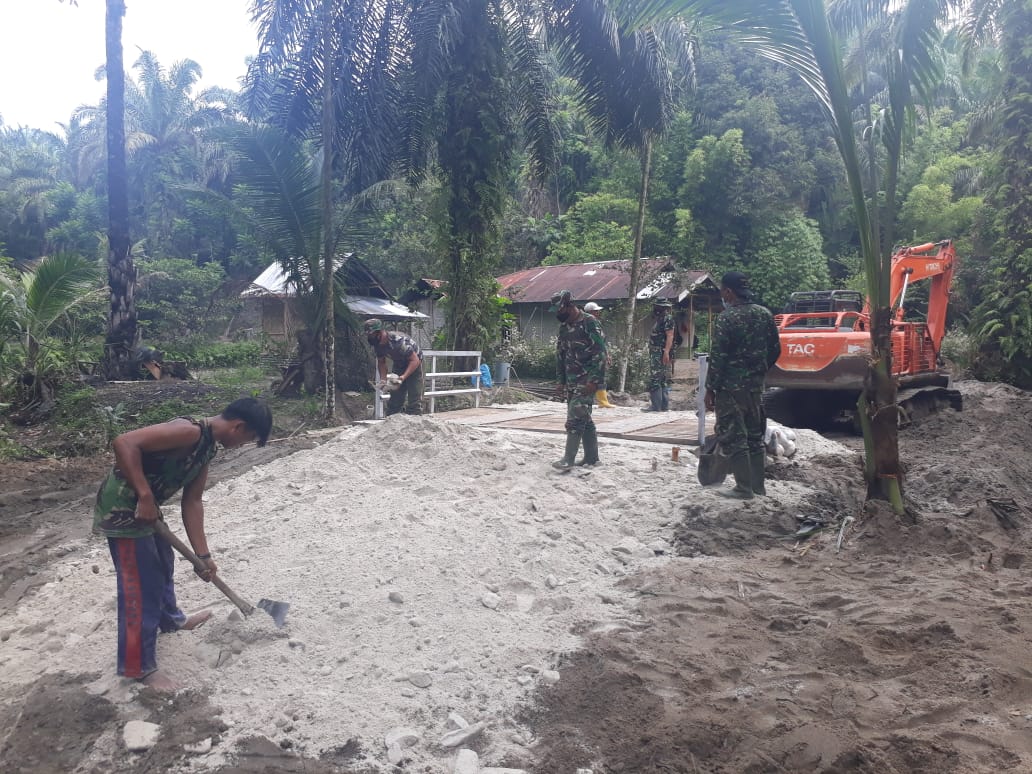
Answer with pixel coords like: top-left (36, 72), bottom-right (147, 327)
top-left (750, 451), bottom-right (767, 496)
top-left (718, 454), bottom-right (754, 500)
top-left (577, 425), bottom-right (600, 466)
top-left (552, 431), bottom-right (583, 470)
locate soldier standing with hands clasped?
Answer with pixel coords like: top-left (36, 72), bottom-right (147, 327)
top-left (551, 290), bottom-right (608, 470)
top-left (704, 272), bottom-right (781, 499)
top-left (643, 299), bottom-right (675, 411)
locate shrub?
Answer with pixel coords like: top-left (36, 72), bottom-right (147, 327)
top-left (504, 331), bottom-right (557, 379)
top-left (940, 327), bottom-right (978, 376)
top-left (163, 340), bottom-right (263, 369)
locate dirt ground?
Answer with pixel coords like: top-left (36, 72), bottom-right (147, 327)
top-left (2, 378), bottom-right (1031, 773)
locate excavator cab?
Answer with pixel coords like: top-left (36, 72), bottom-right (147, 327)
top-left (765, 241), bottom-right (961, 430)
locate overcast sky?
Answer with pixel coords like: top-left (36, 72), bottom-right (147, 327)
top-left (0, 0), bottom-right (259, 131)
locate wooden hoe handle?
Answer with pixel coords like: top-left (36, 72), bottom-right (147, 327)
top-left (152, 520), bottom-right (256, 617)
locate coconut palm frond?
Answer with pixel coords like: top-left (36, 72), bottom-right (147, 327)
top-left (223, 124), bottom-right (321, 275)
top-left (403, 0), bottom-right (466, 180)
top-left (20, 253), bottom-right (100, 334)
top-left (505, 2), bottom-right (559, 183)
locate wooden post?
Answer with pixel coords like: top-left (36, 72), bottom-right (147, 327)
top-left (687, 294), bottom-right (696, 360)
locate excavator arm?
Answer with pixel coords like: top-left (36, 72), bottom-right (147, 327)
top-left (888, 240), bottom-right (956, 352)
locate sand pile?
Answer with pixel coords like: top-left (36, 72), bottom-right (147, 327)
top-left (1, 411), bottom-right (837, 772)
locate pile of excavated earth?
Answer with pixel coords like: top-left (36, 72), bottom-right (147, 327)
top-left (2, 380), bottom-right (1031, 773)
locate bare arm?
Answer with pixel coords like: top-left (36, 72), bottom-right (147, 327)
top-left (662, 328), bottom-right (674, 365)
top-left (399, 351), bottom-right (421, 381)
top-left (181, 466), bottom-right (217, 581)
top-left (111, 420), bottom-right (201, 523)
top-left (377, 356), bottom-right (388, 381)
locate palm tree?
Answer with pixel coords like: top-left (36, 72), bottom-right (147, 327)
top-left (104, 0), bottom-right (135, 380)
top-left (72, 52), bottom-right (236, 255)
top-left (0, 253), bottom-right (100, 407)
top-left (0, 126), bottom-right (67, 260)
top-left (622, 0), bottom-right (957, 511)
top-left (221, 123), bottom-right (394, 393)
top-left (404, 0), bottom-right (557, 357)
top-left (546, 0), bottom-right (697, 391)
top-left (246, 0), bottom-right (406, 418)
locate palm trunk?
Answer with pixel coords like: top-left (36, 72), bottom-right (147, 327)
top-left (618, 135), bottom-right (653, 393)
top-left (103, 0), bottom-right (137, 380)
top-left (861, 38), bottom-right (908, 512)
top-left (320, 0), bottom-right (336, 420)
top-left (861, 307), bottom-right (903, 511)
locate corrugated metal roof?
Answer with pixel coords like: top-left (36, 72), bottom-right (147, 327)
top-left (497, 259), bottom-right (714, 303)
top-left (241, 261), bottom-right (427, 320)
top-left (342, 296), bottom-right (429, 320)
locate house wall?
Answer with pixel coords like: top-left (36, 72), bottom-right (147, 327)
top-left (512, 301), bottom-right (716, 358)
top-left (409, 298), bottom-right (447, 349)
top-left (513, 303), bottom-right (654, 345)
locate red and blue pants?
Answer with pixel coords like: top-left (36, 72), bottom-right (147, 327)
top-left (107, 532), bottom-right (187, 678)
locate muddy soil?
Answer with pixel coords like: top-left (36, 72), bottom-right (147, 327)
top-left (2, 378), bottom-right (1031, 773)
top-left (528, 380), bottom-right (1032, 773)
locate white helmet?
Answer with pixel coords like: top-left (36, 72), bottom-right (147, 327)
top-left (584, 302), bottom-right (602, 312)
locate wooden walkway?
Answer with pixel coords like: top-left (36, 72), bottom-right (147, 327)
top-left (438, 406), bottom-right (714, 446)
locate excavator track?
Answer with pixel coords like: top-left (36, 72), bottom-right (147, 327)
top-left (897, 385), bottom-right (963, 427)
top-left (763, 384), bottom-right (963, 433)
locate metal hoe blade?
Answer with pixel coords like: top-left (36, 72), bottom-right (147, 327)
top-left (256, 598), bottom-right (290, 628)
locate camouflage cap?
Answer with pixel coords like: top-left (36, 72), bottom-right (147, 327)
top-left (363, 318), bottom-right (385, 332)
top-left (549, 290), bottom-right (573, 312)
top-left (653, 298), bottom-right (673, 308)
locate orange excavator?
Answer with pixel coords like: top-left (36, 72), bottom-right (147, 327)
top-left (764, 240), bottom-right (962, 429)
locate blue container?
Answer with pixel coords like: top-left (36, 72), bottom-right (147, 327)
top-left (477, 363), bottom-right (493, 388)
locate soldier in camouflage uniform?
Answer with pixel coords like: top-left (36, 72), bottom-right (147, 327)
top-left (364, 319), bottom-right (424, 415)
top-left (551, 290), bottom-right (608, 469)
top-left (704, 272), bottom-right (781, 499)
top-left (643, 299), bottom-right (675, 411)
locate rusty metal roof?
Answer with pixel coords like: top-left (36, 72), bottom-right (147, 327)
top-left (497, 259), bottom-right (715, 303)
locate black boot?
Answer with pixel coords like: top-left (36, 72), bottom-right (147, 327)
top-left (552, 431), bottom-right (582, 470)
top-left (641, 388), bottom-right (663, 412)
top-left (750, 451), bottom-right (766, 496)
top-left (718, 454), bottom-right (754, 499)
top-left (577, 425), bottom-right (600, 466)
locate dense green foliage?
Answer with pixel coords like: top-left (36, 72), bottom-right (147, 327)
top-left (1, 0), bottom-right (1030, 400)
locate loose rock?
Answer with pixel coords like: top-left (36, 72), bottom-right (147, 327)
top-left (123, 720), bottom-right (160, 752)
top-left (440, 721), bottom-right (487, 748)
top-left (446, 711), bottom-right (469, 731)
top-left (454, 748), bottom-right (479, 774)
top-left (384, 727), bottom-right (421, 749)
top-left (408, 671), bottom-right (433, 688)
top-left (481, 592), bottom-right (500, 610)
top-left (184, 737), bottom-right (213, 755)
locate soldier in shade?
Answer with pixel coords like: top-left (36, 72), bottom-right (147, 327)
top-left (704, 272), bottom-right (781, 499)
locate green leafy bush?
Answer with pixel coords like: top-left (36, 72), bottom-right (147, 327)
top-left (164, 340), bottom-right (263, 369)
top-left (939, 328), bottom-right (977, 376)
top-left (505, 331), bottom-right (556, 379)
top-left (136, 258), bottom-right (239, 342)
